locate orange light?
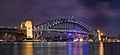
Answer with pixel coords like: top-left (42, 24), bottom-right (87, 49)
top-left (79, 38), bottom-right (83, 42)
top-left (101, 33), bottom-right (103, 35)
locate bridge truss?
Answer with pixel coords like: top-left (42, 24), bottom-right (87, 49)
top-left (34, 18), bottom-right (97, 41)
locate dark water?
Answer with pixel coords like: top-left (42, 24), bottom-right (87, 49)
top-left (0, 42), bottom-right (120, 55)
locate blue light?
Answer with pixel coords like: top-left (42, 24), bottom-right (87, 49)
top-left (83, 42), bottom-right (88, 55)
top-left (68, 33), bottom-right (72, 36)
top-left (67, 42), bottom-right (73, 55)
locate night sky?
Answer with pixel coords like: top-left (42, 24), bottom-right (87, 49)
top-left (0, 0), bottom-right (120, 36)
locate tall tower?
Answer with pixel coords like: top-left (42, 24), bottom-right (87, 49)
top-left (20, 20), bottom-right (33, 38)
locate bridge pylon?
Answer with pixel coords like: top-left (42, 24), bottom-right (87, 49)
top-left (20, 20), bottom-right (33, 39)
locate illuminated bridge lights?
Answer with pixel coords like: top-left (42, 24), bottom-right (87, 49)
top-left (73, 38), bottom-right (84, 42)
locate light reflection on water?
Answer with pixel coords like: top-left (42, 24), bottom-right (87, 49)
top-left (67, 42), bottom-right (73, 55)
top-left (21, 42), bottom-right (33, 55)
top-left (99, 42), bottom-right (104, 55)
top-left (83, 42), bottom-right (87, 55)
top-left (0, 42), bottom-right (120, 55)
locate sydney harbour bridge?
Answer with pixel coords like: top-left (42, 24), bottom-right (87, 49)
top-left (0, 18), bottom-right (99, 41)
top-left (34, 18), bottom-right (97, 41)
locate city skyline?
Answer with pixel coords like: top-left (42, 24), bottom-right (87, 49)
top-left (0, 0), bottom-right (120, 36)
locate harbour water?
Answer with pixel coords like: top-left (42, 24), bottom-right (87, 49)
top-left (0, 42), bottom-right (119, 55)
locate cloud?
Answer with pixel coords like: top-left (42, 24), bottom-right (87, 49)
top-left (0, 0), bottom-right (120, 36)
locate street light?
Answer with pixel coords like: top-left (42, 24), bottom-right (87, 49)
top-left (97, 30), bottom-right (102, 41)
top-left (97, 30), bottom-right (100, 33)
top-left (101, 33), bottom-right (103, 36)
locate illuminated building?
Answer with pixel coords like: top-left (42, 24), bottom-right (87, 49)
top-left (20, 20), bottom-right (33, 38)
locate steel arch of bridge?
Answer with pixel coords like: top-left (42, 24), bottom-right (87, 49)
top-left (35, 18), bottom-right (97, 39)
